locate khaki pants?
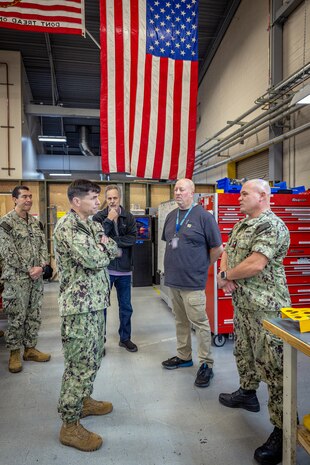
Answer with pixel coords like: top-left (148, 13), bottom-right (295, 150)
top-left (170, 288), bottom-right (213, 367)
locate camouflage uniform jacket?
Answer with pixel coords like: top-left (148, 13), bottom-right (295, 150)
top-left (53, 210), bottom-right (118, 317)
top-left (0, 210), bottom-right (48, 281)
top-left (226, 209), bottom-right (291, 312)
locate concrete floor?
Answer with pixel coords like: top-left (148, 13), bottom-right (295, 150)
top-left (0, 282), bottom-right (309, 465)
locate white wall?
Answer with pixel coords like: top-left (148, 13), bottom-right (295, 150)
top-left (195, 0), bottom-right (270, 184)
top-left (283, 2), bottom-right (310, 188)
top-left (195, 0), bottom-right (310, 189)
top-left (0, 50), bottom-right (23, 179)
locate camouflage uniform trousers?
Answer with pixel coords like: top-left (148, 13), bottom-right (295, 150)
top-left (233, 306), bottom-right (283, 428)
top-left (58, 310), bottom-right (105, 423)
top-left (2, 276), bottom-right (43, 350)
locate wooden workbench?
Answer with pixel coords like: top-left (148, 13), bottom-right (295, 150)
top-left (263, 318), bottom-right (310, 465)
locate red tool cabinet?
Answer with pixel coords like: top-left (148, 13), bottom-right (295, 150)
top-left (203, 193), bottom-right (310, 346)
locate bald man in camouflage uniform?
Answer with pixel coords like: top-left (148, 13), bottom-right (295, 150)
top-left (0, 185), bottom-right (51, 373)
top-left (54, 179), bottom-right (118, 452)
top-left (217, 179), bottom-right (291, 465)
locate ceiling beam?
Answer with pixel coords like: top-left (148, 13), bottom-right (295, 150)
top-left (198, 0), bottom-right (242, 86)
top-left (25, 104), bottom-right (100, 118)
top-left (273, 0), bottom-right (304, 24)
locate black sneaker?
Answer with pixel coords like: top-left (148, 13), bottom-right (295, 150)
top-left (254, 427), bottom-right (282, 465)
top-left (194, 363), bottom-right (214, 387)
top-left (119, 340), bottom-right (138, 352)
top-left (219, 387), bottom-right (260, 412)
top-left (162, 356), bottom-right (193, 370)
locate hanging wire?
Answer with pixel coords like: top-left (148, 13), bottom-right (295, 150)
top-left (302, 0), bottom-right (309, 84)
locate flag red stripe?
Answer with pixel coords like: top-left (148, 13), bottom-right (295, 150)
top-left (185, 61), bottom-right (198, 179)
top-left (100, 0), bottom-right (110, 174)
top-left (152, 57), bottom-right (168, 179)
top-left (136, 53), bottom-right (152, 178)
top-left (169, 60), bottom-right (183, 180)
top-left (129, 0), bottom-right (139, 160)
top-left (2, 2), bottom-right (82, 12)
top-left (114, 0), bottom-right (125, 172)
top-left (0, 11), bottom-right (82, 23)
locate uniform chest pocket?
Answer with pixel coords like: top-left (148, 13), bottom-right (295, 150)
top-left (235, 233), bottom-right (253, 250)
top-left (229, 235), bottom-right (254, 262)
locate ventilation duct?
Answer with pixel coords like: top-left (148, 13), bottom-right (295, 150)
top-left (79, 126), bottom-right (96, 157)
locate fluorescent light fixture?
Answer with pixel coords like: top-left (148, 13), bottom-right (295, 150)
top-left (49, 173), bottom-right (72, 177)
top-left (290, 84), bottom-right (310, 106)
top-left (38, 135), bottom-right (67, 143)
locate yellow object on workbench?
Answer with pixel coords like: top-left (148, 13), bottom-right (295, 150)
top-left (281, 307), bottom-right (310, 333)
top-left (304, 414), bottom-right (310, 432)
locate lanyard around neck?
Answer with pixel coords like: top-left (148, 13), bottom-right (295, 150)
top-left (175, 203), bottom-right (195, 234)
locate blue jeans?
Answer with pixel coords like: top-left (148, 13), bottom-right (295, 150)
top-left (109, 275), bottom-right (133, 342)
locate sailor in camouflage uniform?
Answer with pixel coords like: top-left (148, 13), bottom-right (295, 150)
top-left (54, 179), bottom-right (118, 452)
top-left (217, 179), bottom-right (291, 465)
top-left (0, 185), bottom-right (51, 373)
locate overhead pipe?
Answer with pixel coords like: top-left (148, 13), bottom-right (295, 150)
top-left (45, 33), bottom-right (60, 106)
top-left (196, 62), bottom-right (310, 154)
top-left (79, 126), bottom-right (96, 157)
top-left (194, 121), bottom-right (310, 175)
top-left (195, 99), bottom-right (305, 166)
top-left (258, 62), bottom-right (310, 102)
top-left (195, 97), bottom-right (291, 164)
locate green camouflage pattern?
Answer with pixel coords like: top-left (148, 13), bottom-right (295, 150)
top-left (54, 210), bottom-right (118, 422)
top-left (58, 311), bottom-right (105, 422)
top-left (226, 209), bottom-right (291, 429)
top-left (234, 306), bottom-right (283, 428)
top-left (0, 210), bottom-right (48, 350)
top-left (53, 210), bottom-right (118, 316)
top-left (226, 210), bottom-right (291, 311)
top-left (3, 279), bottom-right (43, 350)
top-left (0, 210), bottom-right (48, 278)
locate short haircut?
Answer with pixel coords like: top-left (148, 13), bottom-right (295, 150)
top-left (247, 179), bottom-right (271, 195)
top-left (67, 179), bottom-right (101, 201)
top-left (104, 184), bottom-right (121, 197)
top-left (12, 185), bottom-right (30, 198)
top-left (175, 178), bottom-right (195, 192)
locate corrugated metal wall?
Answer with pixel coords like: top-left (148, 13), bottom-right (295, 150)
top-left (236, 151), bottom-right (269, 180)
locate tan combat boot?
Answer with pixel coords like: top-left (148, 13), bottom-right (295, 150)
top-left (59, 421), bottom-right (103, 451)
top-left (9, 349), bottom-right (22, 373)
top-left (81, 397), bottom-right (113, 418)
top-left (23, 347), bottom-right (51, 362)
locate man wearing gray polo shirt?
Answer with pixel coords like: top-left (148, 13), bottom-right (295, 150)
top-left (161, 178), bottom-right (223, 388)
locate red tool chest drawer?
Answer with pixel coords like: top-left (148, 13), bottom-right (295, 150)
top-left (205, 192), bottom-right (310, 346)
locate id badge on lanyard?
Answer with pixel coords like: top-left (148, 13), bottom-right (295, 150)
top-left (171, 236), bottom-right (179, 249)
top-left (173, 204), bottom-right (195, 249)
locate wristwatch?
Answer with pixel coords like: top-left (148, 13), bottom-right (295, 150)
top-left (220, 271), bottom-right (227, 280)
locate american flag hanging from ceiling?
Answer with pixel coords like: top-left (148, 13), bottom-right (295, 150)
top-left (100, 0), bottom-right (199, 180)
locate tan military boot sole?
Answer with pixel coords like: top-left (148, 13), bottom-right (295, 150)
top-left (9, 350), bottom-right (22, 373)
top-left (81, 398), bottom-right (113, 418)
top-left (9, 364), bottom-right (22, 373)
top-left (59, 422), bottom-right (103, 452)
top-left (23, 348), bottom-right (51, 362)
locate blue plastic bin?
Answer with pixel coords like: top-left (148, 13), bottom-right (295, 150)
top-left (216, 177), bottom-right (242, 193)
top-left (292, 186), bottom-right (306, 194)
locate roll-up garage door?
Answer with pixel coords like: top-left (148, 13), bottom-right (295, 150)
top-left (236, 151), bottom-right (269, 180)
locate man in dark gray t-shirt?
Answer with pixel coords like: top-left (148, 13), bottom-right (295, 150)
top-left (161, 178), bottom-right (223, 388)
